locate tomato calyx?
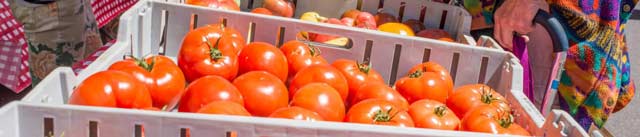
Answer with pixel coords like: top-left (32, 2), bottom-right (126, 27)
top-left (496, 112), bottom-right (515, 128)
top-left (129, 55), bottom-right (156, 72)
top-left (408, 70), bottom-right (423, 78)
top-left (373, 108), bottom-right (399, 122)
top-left (206, 37), bottom-right (225, 61)
top-left (356, 61), bottom-right (372, 74)
top-left (307, 43), bottom-right (322, 57)
top-left (434, 106), bottom-right (448, 117)
top-left (480, 85), bottom-right (503, 105)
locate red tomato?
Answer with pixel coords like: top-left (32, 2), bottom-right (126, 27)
top-left (394, 71), bottom-right (449, 103)
top-left (345, 99), bottom-right (414, 127)
top-left (331, 59), bottom-right (384, 103)
top-left (269, 106), bottom-right (324, 121)
top-left (178, 24), bottom-right (243, 82)
top-left (262, 0), bottom-right (294, 17)
top-left (408, 62), bottom-right (453, 95)
top-left (289, 65), bottom-right (349, 102)
top-left (351, 82), bottom-right (409, 111)
top-left (408, 99), bottom-right (460, 130)
top-left (446, 84), bottom-right (510, 118)
top-left (280, 40), bottom-right (328, 78)
top-left (355, 12), bottom-right (377, 29)
top-left (417, 29), bottom-right (455, 42)
top-left (69, 70), bottom-right (152, 109)
top-left (186, 0), bottom-right (240, 11)
top-left (108, 55), bottom-right (186, 109)
top-left (178, 76), bottom-right (244, 112)
top-left (461, 105), bottom-right (530, 136)
top-left (290, 83), bottom-right (345, 121)
top-left (238, 42), bottom-right (289, 82)
top-left (233, 71), bottom-right (289, 116)
top-left (251, 8), bottom-right (273, 15)
top-left (197, 101), bottom-right (251, 116)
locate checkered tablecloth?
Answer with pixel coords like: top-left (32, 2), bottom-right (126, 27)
top-left (0, 0), bottom-right (30, 93)
top-left (0, 0), bottom-right (137, 93)
top-left (92, 0), bottom-right (138, 28)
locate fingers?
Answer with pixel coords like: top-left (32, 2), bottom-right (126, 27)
top-left (500, 24), bottom-right (514, 51)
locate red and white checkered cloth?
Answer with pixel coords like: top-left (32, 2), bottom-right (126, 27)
top-left (92, 0), bottom-right (138, 28)
top-left (71, 40), bottom-right (115, 74)
top-left (0, 0), bottom-right (30, 93)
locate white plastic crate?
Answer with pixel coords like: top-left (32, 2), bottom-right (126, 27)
top-left (8, 0), bottom-right (588, 136)
top-left (161, 0), bottom-right (476, 45)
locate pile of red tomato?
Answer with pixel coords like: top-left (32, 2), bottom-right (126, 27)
top-left (69, 21), bottom-right (529, 136)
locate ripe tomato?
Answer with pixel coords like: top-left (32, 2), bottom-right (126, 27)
top-left (262, 0), bottom-right (294, 17)
top-left (233, 71), bottom-right (289, 116)
top-left (238, 42), bottom-right (289, 82)
top-left (408, 99), bottom-right (460, 130)
top-left (461, 105), bottom-right (530, 136)
top-left (377, 23), bottom-right (415, 36)
top-left (408, 62), bottom-right (453, 96)
top-left (417, 29), bottom-right (455, 42)
top-left (342, 9), bottom-right (361, 19)
top-left (69, 70), bottom-right (152, 109)
top-left (345, 99), bottom-right (414, 127)
top-left (374, 12), bottom-right (399, 26)
top-left (351, 82), bottom-right (408, 111)
top-left (269, 106), bottom-right (324, 121)
top-left (402, 19), bottom-right (426, 33)
top-left (178, 24), bottom-right (242, 82)
top-left (280, 40), bottom-right (328, 78)
top-left (355, 12), bottom-right (377, 29)
top-left (446, 84), bottom-right (510, 118)
top-left (197, 101), bottom-right (251, 116)
top-left (186, 0), bottom-right (240, 11)
top-left (251, 8), bottom-right (273, 15)
top-left (108, 55), bottom-right (186, 109)
top-left (331, 59), bottom-right (384, 103)
top-left (289, 65), bottom-right (349, 101)
top-left (394, 71), bottom-right (449, 103)
top-left (178, 75), bottom-right (244, 112)
top-left (290, 83), bottom-right (345, 122)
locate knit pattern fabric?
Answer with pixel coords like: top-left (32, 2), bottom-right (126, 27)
top-left (550, 0), bottom-right (637, 130)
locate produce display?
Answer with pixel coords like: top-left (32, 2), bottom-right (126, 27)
top-left (185, 0), bottom-right (458, 46)
top-left (67, 23), bottom-right (531, 136)
top-left (295, 9), bottom-right (456, 45)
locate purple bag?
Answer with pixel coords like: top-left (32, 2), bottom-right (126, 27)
top-left (512, 37), bottom-right (535, 103)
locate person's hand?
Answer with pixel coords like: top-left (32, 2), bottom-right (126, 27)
top-left (493, 0), bottom-right (546, 51)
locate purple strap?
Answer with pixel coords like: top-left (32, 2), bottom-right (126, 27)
top-left (512, 36), bottom-right (535, 103)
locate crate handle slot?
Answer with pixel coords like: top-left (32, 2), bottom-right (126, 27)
top-left (226, 131), bottom-right (238, 137)
top-left (398, 2), bottom-right (406, 21)
top-left (422, 48), bottom-right (431, 62)
top-left (362, 40), bottom-right (374, 64)
top-left (44, 117), bottom-right (54, 137)
top-left (135, 124), bottom-right (143, 137)
top-left (277, 27), bottom-right (286, 47)
top-left (180, 128), bottom-right (190, 137)
top-left (297, 31), bottom-right (354, 49)
top-left (248, 22), bottom-right (256, 43)
top-left (388, 44), bottom-right (402, 85)
top-left (478, 57), bottom-right (489, 83)
top-left (439, 10), bottom-right (448, 29)
top-left (89, 121), bottom-right (98, 137)
top-left (449, 52), bottom-right (460, 84)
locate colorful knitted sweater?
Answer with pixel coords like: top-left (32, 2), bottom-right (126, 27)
top-left (459, 0), bottom-right (637, 130)
top-left (550, 0), bottom-right (636, 130)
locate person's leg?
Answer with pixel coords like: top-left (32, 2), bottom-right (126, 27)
top-left (9, 0), bottom-right (102, 85)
